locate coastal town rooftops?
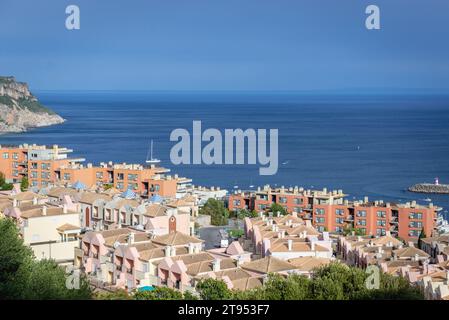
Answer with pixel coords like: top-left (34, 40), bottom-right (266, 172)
top-left (46, 187), bottom-right (80, 198)
top-left (19, 206), bottom-right (77, 219)
top-left (187, 258), bottom-right (237, 276)
top-left (78, 192), bottom-right (112, 204)
top-left (287, 256), bottom-right (332, 271)
top-left (143, 203), bottom-right (168, 218)
top-left (269, 240), bottom-right (329, 254)
top-left (8, 191), bottom-right (45, 201)
top-left (421, 235), bottom-right (449, 245)
top-left (393, 246), bottom-right (430, 259)
top-left (152, 231), bottom-right (203, 246)
top-left (56, 223), bottom-right (81, 232)
top-left (241, 256), bottom-right (296, 274)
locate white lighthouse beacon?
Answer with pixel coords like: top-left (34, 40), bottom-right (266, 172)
top-left (435, 177), bottom-right (439, 185)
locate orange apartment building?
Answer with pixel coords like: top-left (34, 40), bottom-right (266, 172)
top-left (228, 186), bottom-right (438, 242)
top-left (0, 144), bottom-right (189, 199)
top-left (0, 145), bottom-right (28, 183)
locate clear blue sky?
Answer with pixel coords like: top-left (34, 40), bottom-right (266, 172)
top-left (1, 0), bottom-right (448, 92)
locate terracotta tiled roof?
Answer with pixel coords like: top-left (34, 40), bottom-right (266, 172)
top-left (79, 192), bottom-right (112, 204)
top-left (393, 246), bottom-right (430, 258)
top-left (56, 223), bottom-right (81, 232)
top-left (287, 256), bottom-right (331, 271)
top-left (152, 231), bottom-right (203, 246)
top-left (241, 256), bottom-right (295, 274)
top-left (143, 204), bottom-right (168, 217)
top-left (231, 276), bottom-right (264, 291)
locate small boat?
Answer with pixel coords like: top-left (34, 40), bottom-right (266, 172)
top-left (145, 140), bottom-right (161, 164)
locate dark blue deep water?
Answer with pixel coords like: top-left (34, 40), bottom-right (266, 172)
top-left (1, 92), bottom-right (449, 218)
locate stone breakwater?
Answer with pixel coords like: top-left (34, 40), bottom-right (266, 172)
top-left (408, 183), bottom-right (449, 194)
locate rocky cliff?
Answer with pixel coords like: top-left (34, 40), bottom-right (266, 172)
top-left (0, 76), bottom-right (65, 133)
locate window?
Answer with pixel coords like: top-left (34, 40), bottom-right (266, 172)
top-left (30, 162), bottom-right (38, 169)
top-left (293, 198), bottom-right (303, 205)
top-left (96, 172), bottom-right (103, 179)
top-left (377, 220), bottom-right (386, 226)
top-left (12, 161), bottom-right (18, 168)
top-left (409, 212), bottom-right (423, 220)
top-left (117, 173), bottom-right (124, 180)
top-left (335, 226), bottom-right (343, 233)
top-left (117, 182), bottom-right (124, 190)
top-left (293, 207), bottom-right (302, 213)
top-left (233, 200), bottom-right (241, 206)
top-left (315, 217), bottom-right (325, 223)
top-left (31, 171), bottom-right (38, 178)
top-left (409, 230), bottom-right (420, 237)
top-left (357, 210), bottom-right (367, 217)
top-left (315, 208), bottom-right (325, 215)
top-left (2, 153), bottom-right (8, 159)
top-left (128, 174), bottom-right (138, 181)
top-left (376, 228), bottom-right (386, 236)
top-left (357, 219), bottom-right (366, 226)
top-left (409, 221), bottom-right (423, 229)
top-left (258, 204), bottom-right (267, 210)
top-left (41, 163), bottom-right (50, 170)
top-left (377, 211), bottom-right (386, 218)
top-left (336, 217), bottom-right (344, 224)
top-left (41, 172), bottom-right (50, 179)
top-left (279, 197), bottom-right (287, 204)
top-left (31, 180), bottom-right (38, 187)
top-left (336, 209), bottom-right (345, 216)
top-left (63, 173), bottom-right (71, 180)
top-left (12, 153), bottom-right (18, 160)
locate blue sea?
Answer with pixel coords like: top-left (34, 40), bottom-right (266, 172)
top-left (2, 91), bottom-right (449, 219)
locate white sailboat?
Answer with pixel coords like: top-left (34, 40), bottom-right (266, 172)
top-left (146, 140), bottom-right (161, 164)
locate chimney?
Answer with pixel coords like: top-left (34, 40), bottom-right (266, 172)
top-left (287, 239), bottom-right (293, 251)
top-left (414, 253), bottom-right (419, 261)
top-left (188, 242), bottom-right (195, 254)
top-left (171, 246), bottom-right (176, 256)
top-left (411, 200), bottom-right (416, 208)
top-left (32, 197), bottom-right (38, 205)
top-left (311, 239), bottom-right (316, 251)
top-left (213, 259), bottom-right (221, 272)
top-left (63, 204), bottom-right (68, 214)
top-left (165, 246), bottom-right (170, 257)
top-left (128, 232), bottom-right (135, 245)
top-left (281, 230), bottom-right (286, 238)
top-left (237, 256), bottom-right (245, 267)
top-left (364, 196), bottom-right (369, 203)
top-left (42, 206), bottom-right (47, 216)
top-left (13, 198), bottom-right (18, 208)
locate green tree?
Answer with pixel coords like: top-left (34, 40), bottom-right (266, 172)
top-left (95, 289), bottom-right (131, 300)
top-left (0, 218), bottom-right (92, 300)
top-left (20, 176), bottom-right (29, 191)
top-left (418, 228), bottom-right (426, 249)
top-left (133, 287), bottom-right (183, 300)
top-left (260, 273), bottom-right (312, 300)
top-left (199, 199), bottom-right (229, 226)
top-left (270, 203), bottom-right (287, 216)
top-left (0, 171), bottom-right (5, 186)
top-left (196, 278), bottom-right (232, 300)
top-left (0, 218), bottom-right (34, 299)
